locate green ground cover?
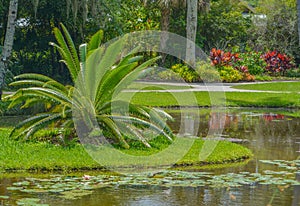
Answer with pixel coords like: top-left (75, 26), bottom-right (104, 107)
top-left (127, 82), bottom-right (191, 90)
top-left (122, 91), bottom-right (300, 108)
top-left (231, 82), bottom-right (300, 92)
top-left (0, 128), bottom-right (252, 172)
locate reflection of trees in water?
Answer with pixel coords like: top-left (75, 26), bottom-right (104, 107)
top-left (169, 111), bottom-right (300, 139)
top-left (169, 110), bottom-right (300, 160)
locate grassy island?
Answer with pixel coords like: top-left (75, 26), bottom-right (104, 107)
top-left (0, 128), bottom-right (252, 172)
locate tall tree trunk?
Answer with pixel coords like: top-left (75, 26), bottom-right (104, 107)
top-left (297, 0), bottom-right (300, 47)
top-left (160, 7), bottom-right (171, 65)
top-left (186, 0), bottom-right (197, 66)
top-left (0, 0), bottom-right (18, 100)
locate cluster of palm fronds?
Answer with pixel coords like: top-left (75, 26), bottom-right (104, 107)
top-left (6, 23), bottom-right (174, 148)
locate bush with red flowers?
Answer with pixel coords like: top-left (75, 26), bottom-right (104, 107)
top-left (261, 50), bottom-right (295, 75)
top-left (210, 48), bottom-right (255, 82)
top-left (210, 48), bottom-right (239, 67)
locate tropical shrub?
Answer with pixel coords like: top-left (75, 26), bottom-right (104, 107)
top-left (210, 48), bottom-right (254, 82)
top-left (6, 23), bottom-right (174, 148)
top-left (218, 66), bottom-right (243, 83)
top-left (235, 51), bottom-right (266, 75)
top-left (286, 68), bottom-right (300, 78)
top-left (210, 48), bottom-right (239, 68)
top-left (242, 72), bottom-right (255, 82)
top-left (170, 63), bottom-right (200, 82)
top-left (261, 50), bottom-right (295, 75)
top-left (195, 61), bottom-right (220, 83)
top-left (157, 70), bottom-right (182, 82)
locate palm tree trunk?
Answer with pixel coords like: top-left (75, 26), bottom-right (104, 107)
top-left (297, 0), bottom-right (300, 47)
top-left (160, 7), bottom-right (171, 65)
top-left (0, 0), bottom-right (18, 100)
top-left (186, 0), bottom-right (197, 66)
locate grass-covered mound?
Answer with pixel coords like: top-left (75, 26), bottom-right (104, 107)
top-left (0, 128), bottom-right (252, 172)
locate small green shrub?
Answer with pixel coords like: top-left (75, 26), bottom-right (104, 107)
top-left (157, 70), bottom-right (182, 81)
top-left (170, 63), bottom-right (200, 82)
top-left (235, 52), bottom-right (266, 75)
top-left (218, 66), bottom-right (243, 82)
top-left (196, 61), bottom-right (221, 82)
top-left (254, 75), bottom-right (272, 81)
top-left (286, 68), bottom-right (300, 78)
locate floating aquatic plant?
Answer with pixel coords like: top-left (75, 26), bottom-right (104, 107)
top-left (4, 160), bottom-right (300, 204)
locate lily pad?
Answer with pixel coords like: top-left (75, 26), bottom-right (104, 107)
top-left (60, 190), bottom-right (93, 200)
top-left (13, 181), bottom-right (30, 186)
top-left (16, 198), bottom-right (49, 206)
top-left (7, 186), bottom-right (23, 191)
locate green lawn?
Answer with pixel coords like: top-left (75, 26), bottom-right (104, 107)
top-left (120, 91), bottom-right (300, 108)
top-left (127, 82), bottom-right (191, 90)
top-left (0, 128), bottom-right (252, 172)
top-left (231, 82), bottom-right (300, 92)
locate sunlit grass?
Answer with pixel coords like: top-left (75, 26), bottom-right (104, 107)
top-left (120, 91), bottom-right (300, 108)
top-left (127, 82), bottom-right (192, 90)
top-left (231, 82), bottom-right (300, 92)
top-left (0, 128), bottom-right (252, 172)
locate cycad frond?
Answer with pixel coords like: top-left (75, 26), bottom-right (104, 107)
top-left (9, 24), bottom-right (174, 149)
top-left (87, 29), bottom-right (103, 55)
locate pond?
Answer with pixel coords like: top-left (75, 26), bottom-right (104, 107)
top-left (0, 108), bottom-right (300, 206)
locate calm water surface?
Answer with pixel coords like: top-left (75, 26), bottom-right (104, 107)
top-left (1, 108), bottom-right (300, 206)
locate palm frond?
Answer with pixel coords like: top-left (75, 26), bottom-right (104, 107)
top-left (108, 115), bottom-right (173, 142)
top-left (88, 39), bottom-right (125, 97)
top-left (113, 56), bottom-right (161, 95)
top-left (87, 29), bottom-right (103, 55)
top-left (97, 115), bottom-right (130, 149)
top-left (50, 28), bottom-right (79, 82)
top-left (15, 112), bottom-right (69, 140)
top-left (95, 62), bottom-right (138, 107)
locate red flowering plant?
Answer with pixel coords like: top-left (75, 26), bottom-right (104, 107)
top-left (210, 48), bottom-right (239, 67)
top-left (261, 50), bottom-right (295, 76)
top-left (210, 48), bottom-right (255, 82)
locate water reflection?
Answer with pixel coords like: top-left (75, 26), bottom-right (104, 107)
top-left (169, 108), bottom-right (300, 161)
top-left (36, 185), bottom-right (297, 206)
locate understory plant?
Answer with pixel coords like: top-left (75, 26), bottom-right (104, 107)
top-left (170, 63), bottom-right (200, 82)
top-left (218, 66), bottom-right (243, 82)
top-left (6, 23), bottom-right (174, 148)
top-left (261, 50), bottom-right (295, 76)
top-left (210, 48), bottom-right (254, 82)
top-left (195, 61), bottom-right (220, 83)
top-left (235, 51), bottom-right (266, 75)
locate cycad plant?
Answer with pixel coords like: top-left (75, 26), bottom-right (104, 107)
top-left (6, 23), bottom-right (174, 148)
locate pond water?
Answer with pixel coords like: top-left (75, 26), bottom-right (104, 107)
top-left (0, 108), bottom-right (300, 206)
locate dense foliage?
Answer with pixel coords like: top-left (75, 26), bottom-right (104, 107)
top-left (0, 0), bottom-right (299, 87)
top-left (261, 50), bottom-right (296, 76)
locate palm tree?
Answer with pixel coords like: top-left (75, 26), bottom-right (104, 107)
top-left (7, 23), bottom-right (174, 148)
top-left (0, 0), bottom-right (18, 100)
top-left (297, 0), bottom-right (300, 46)
top-left (186, 0), bottom-right (198, 65)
